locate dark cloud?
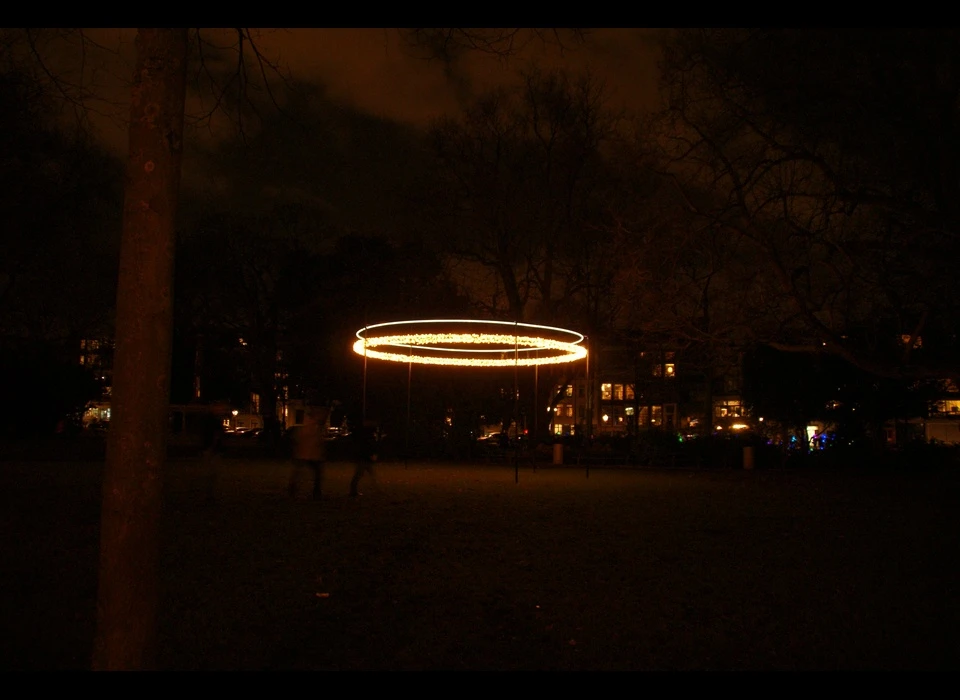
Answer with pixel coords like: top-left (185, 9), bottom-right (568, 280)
top-left (69, 28), bottom-right (662, 154)
top-left (178, 80), bottom-right (438, 242)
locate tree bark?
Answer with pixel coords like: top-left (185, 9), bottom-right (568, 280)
top-left (93, 28), bottom-right (188, 671)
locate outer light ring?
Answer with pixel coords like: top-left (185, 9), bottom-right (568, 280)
top-left (353, 319), bottom-right (587, 367)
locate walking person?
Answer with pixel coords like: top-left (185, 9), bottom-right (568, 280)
top-left (289, 404), bottom-right (330, 500)
top-left (349, 418), bottom-right (380, 497)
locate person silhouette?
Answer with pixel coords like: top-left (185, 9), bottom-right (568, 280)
top-left (349, 418), bottom-right (379, 497)
top-left (289, 404), bottom-right (330, 500)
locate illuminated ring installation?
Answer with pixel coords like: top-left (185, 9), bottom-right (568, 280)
top-left (353, 319), bottom-right (587, 367)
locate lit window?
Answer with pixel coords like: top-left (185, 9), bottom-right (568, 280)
top-left (625, 406), bottom-right (635, 416)
top-left (554, 424), bottom-right (563, 435)
top-left (565, 385), bottom-right (573, 397)
top-left (613, 384), bottom-right (624, 400)
top-left (565, 405), bottom-right (573, 417)
top-left (625, 384), bottom-right (635, 400)
top-left (601, 383), bottom-right (612, 400)
top-left (665, 364), bottom-right (675, 377)
top-left (714, 400), bottom-right (743, 418)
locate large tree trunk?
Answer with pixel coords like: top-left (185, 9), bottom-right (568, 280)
top-left (93, 28), bottom-right (188, 671)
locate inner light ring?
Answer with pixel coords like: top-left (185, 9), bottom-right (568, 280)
top-left (353, 319), bottom-right (587, 367)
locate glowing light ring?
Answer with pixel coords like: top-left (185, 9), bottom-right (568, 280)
top-left (353, 319), bottom-right (587, 367)
top-left (357, 318), bottom-right (585, 344)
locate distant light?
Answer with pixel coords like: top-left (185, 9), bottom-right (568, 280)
top-left (602, 414), bottom-right (609, 422)
top-left (731, 423), bottom-right (749, 431)
top-left (232, 410), bottom-right (239, 416)
top-left (758, 416), bottom-right (764, 422)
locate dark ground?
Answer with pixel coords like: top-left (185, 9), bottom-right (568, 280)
top-left (1, 454), bottom-right (958, 671)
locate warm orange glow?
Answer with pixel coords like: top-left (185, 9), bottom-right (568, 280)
top-left (353, 319), bottom-right (587, 367)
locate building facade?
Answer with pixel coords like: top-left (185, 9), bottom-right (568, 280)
top-left (546, 343), bottom-right (753, 439)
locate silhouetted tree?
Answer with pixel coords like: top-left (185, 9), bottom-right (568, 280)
top-left (0, 340), bottom-right (101, 436)
top-left (657, 29), bottom-right (960, 382)
top-left (0, 69), bottom-right (122, 342)
top-left (426, 68), bottom-right (624, 325)
top-left (743, 343), bottom-right (935, 446)
top-left (92, 28), bottom-right (188, 671)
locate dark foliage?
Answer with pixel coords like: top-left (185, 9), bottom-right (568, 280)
top-left (0, 69), bottom-right (122, 342)
top-left (742, 344), bottom-right (934, 440)
top-left (0, 340), bottom-right (101, 437)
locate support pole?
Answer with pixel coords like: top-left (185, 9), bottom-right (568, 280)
top-left (533, 359), bottom-right (538, 473)
top-left (585, 336), bottom-right (590, 479)
top-left (534, 361), bottom-right (539, 443)
top-left (406, 350), bottom-right (412, 468)
top-left (362, 327), bottom-right (368, 423)
top-left (514, 322), bottom-right (519, 484)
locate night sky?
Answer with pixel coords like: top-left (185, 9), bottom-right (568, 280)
top-left (73, 29), bottom-right (662, 150)
top-left (17, 29), bottom-right (660, 250)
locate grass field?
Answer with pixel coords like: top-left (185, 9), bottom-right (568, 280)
top-left (1, 457), bottom-right (958, 670)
